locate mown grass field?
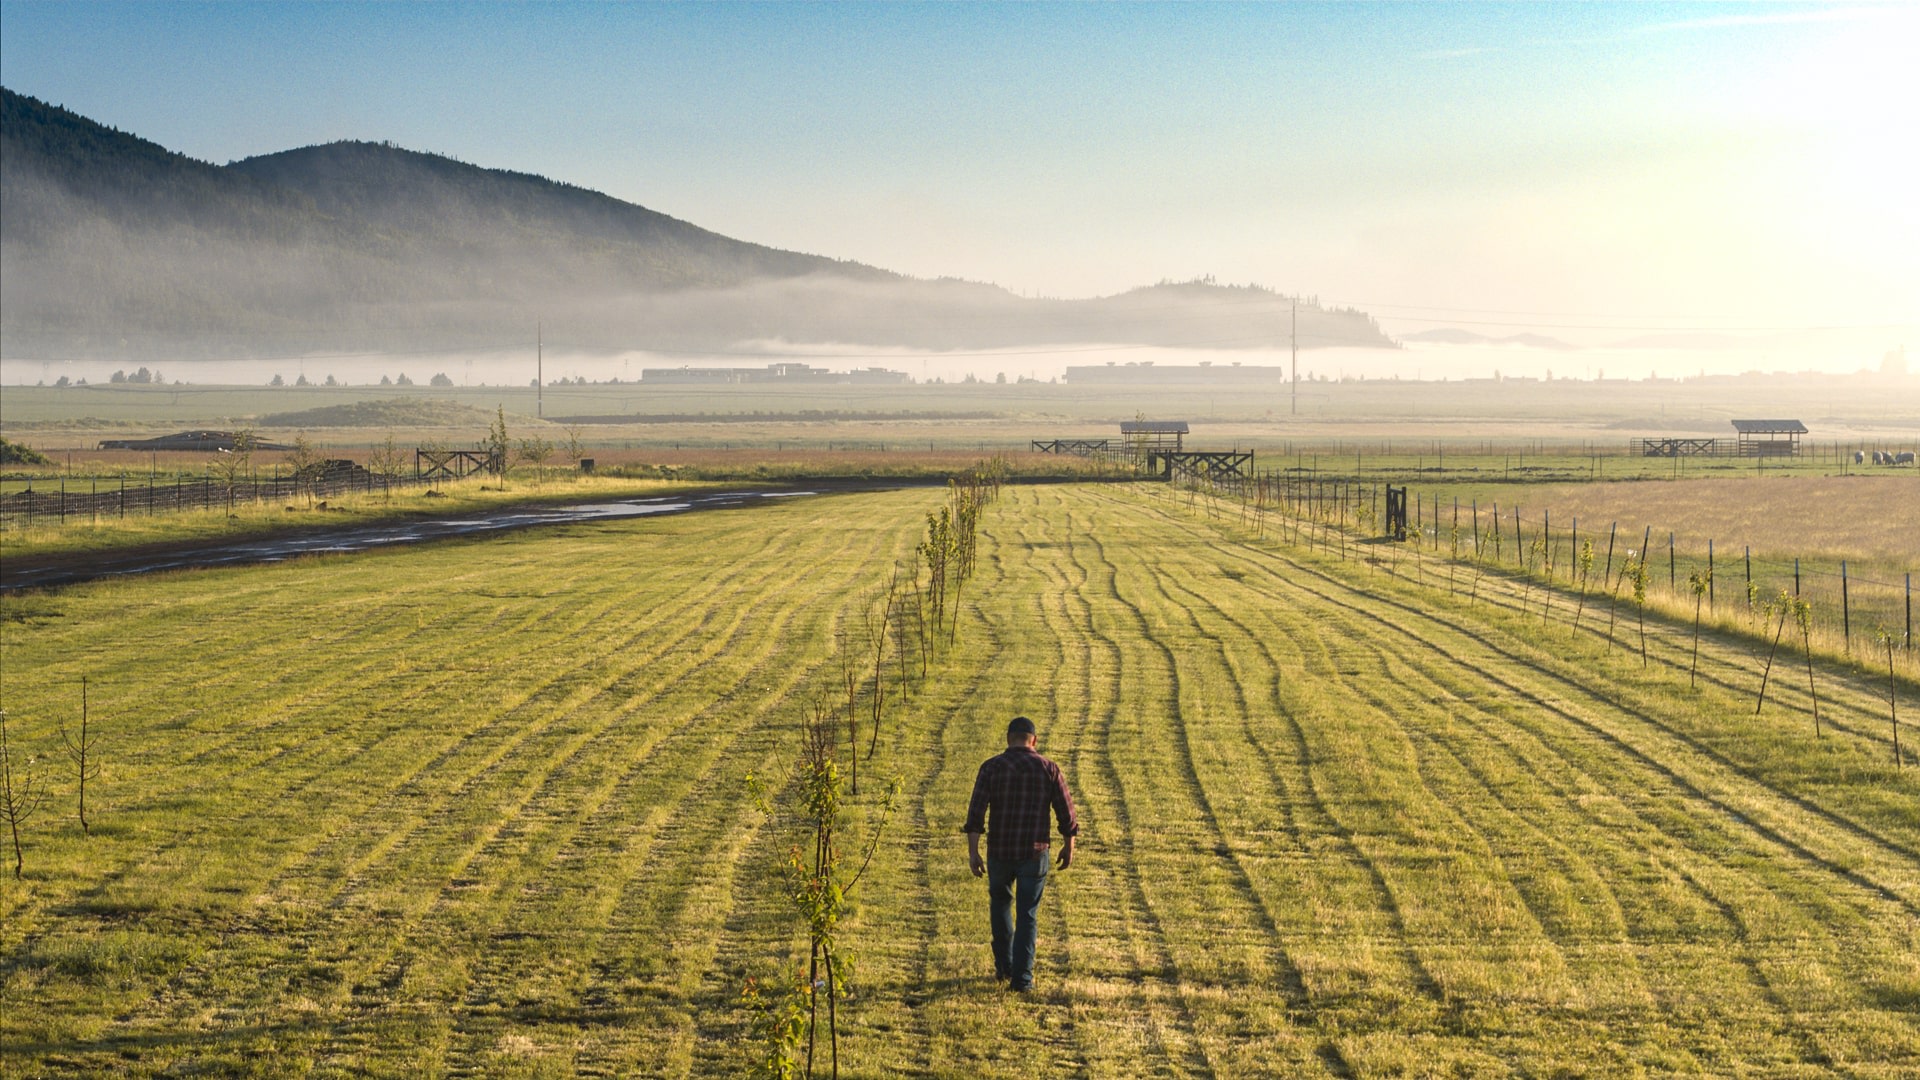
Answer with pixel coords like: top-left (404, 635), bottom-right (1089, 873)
top-left (1344, 472), bottom-right (1920, 683)
top-left (2, 483), bottom-right (1917, 1077)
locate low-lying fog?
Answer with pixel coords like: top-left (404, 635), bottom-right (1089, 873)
top-left (3, 339), bottom-right (1908, 390)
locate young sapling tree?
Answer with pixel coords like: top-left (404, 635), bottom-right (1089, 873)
top-left (1605, 551), bottom-right (1630, 653)
top-left (486, 407), bottom-right (512, 486)
top-left (864, 582), bottom-right (896, 760)
top-left (1756, 592), bottom-right (1792, 714)
top-left (1687, 566), bottom-right (1711, 688)
top-left (59, 677), bottom-right (104, 836)
top-left (746, 701), bottom-right (902, 1080)
top-left (282, 433), bottom-right (323, 508)
top-left (515, 435), bottom-right (555, 476)
top-left (1632, 557), bottom-right (1650, 668)
top-left (367, 432), bottom-right (407, 501)
top-left (1796, 596), bottom-right (1820, 736)
top-left (1573, 539), bottom-right (1596, 632)
top-left (207, 428), bottom-right (256, 516)
top-left (890, 562), bottom-right (920, 695)
top-left (837, 630), bottom-right (862, 796)
top-left (1877, 628), bottom-right (1904, 767)
top-left (1, 709), bottom-right (47, 879)
top-left (1533, 538), bottom-right (1555, 623)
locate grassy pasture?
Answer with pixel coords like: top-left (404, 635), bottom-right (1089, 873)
top-left (1400, 474), bottom-right (1920, 565)
top-left (1364, 473), bottom-right (1919, 679)
top-left (0, 474), bottom-right (710, 561)
top-left (2, 484), bottom-right (1917, 1076)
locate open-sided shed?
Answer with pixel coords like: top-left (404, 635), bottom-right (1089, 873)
top-left (1731, 419), bottom-right (1806, 457)
top-left (1120, 420), bottom-right (1188, 456)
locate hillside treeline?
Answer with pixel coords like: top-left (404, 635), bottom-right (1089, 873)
top-left (1, 87), bottom-right (1393, 360)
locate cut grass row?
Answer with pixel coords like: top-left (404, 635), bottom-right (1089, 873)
top-left (3, 482), bottom-right (1916, 1076)
top-left (2, 492), bottom-right (923, 1074)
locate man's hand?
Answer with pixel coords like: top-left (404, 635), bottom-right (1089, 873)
top-left (1057, 836), bottom-right (1074, 871)
top-left (969, 851), bottom-right (986, 877)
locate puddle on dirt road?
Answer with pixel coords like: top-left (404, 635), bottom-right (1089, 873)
top-left (2, 487), bottom-right (857, 592)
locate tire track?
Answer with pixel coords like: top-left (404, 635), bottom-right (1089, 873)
top-left (112, 517), bottom-right (813, 1045)
top-left (1105, 491), bottom-right (1912, 1060)
top-left (407, 525), bottom-right (877, 1059)
top-left (1102, 489), bottom-right (1920, 918)
top-left (1020, 488), bottom-right (1216, 1077)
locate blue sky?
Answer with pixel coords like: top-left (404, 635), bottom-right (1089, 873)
top-left (2, 1), bottom-right (1915, 344)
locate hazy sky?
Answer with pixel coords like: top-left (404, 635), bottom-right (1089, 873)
top-left (2, 1), bottom-right (1915, 345)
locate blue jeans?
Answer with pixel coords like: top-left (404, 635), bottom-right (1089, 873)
top-left (987, 850), bottom-right (1051, 989)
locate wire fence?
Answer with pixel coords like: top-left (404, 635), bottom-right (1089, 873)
top-left (0, 468), bottom-right (423, 529)
top-left (1204, 470), bottom-right (1915, 657)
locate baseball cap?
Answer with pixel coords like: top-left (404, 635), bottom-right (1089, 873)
top-left (1007, 716), bottom-right (1037, 737)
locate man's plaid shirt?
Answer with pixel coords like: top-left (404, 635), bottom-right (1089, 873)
top-left (962, 746), bottom-right (1078, 861)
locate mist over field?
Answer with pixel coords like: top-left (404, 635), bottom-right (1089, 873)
top-left (6, 86), bottom-right (1908, 395)
top-left (4, 341), bottom-right (1912, 396)
top-left (1, 89), bottom-right (1407, 377)
top-left (6, 9), bottom-right (1920, 1077)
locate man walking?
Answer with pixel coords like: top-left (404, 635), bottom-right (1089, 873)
top-left (962, 716), bottom-right (1078, 992)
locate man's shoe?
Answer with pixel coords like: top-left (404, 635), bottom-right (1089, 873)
top-left (993, 969), bottom-right (1012, 982)
top-left (1008, 982), bottom-right (1033, 993)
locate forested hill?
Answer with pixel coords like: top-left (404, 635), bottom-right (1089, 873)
top-left (224, 141), bottom-right (893, 289)
top-left (0, 87), bottom-right (1394, 360)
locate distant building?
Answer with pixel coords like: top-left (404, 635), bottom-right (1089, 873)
top-left (641, 363), bottom-right (910, 385)
top-left (1065, 363), bottom-right (1283, 385)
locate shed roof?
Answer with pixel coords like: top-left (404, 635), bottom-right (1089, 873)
top-left (1730, 419), bottom-right (1807, 434)
top-left (1120, 420), bottom-right (1190, 434)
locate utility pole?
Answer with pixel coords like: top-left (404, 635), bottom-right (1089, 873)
top-left (536, 321), bottom-right (543, 419)
top-left (1290, 300), bottom-right (1298, 416)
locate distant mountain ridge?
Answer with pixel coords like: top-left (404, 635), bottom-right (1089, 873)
top-left (226, 140), bottom-right (893, 289)
top-left (0, 87), bottom-right (1394, 360)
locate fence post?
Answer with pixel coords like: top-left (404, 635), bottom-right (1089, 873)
top-left (1795, 558), bottom-right (1801, 597)
top-left (1842, 561), bottom-right (1851, 653)
top-left (1907, 573), bottom-right (1912, 651)
top-left (1669, 532), bottom-right (1676, 594)
top-left (1746, 547), bottom-right (1753, 609)
top-left (1514, 506), bottom-right (1521, 566)
top-left (60, 478), bottom-right (66, 523)
top-left (1708, 539), bottom-right (1714, 612)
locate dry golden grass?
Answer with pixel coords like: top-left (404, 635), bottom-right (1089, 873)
top-left (1448, 475), bottom-right (1920, 564)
